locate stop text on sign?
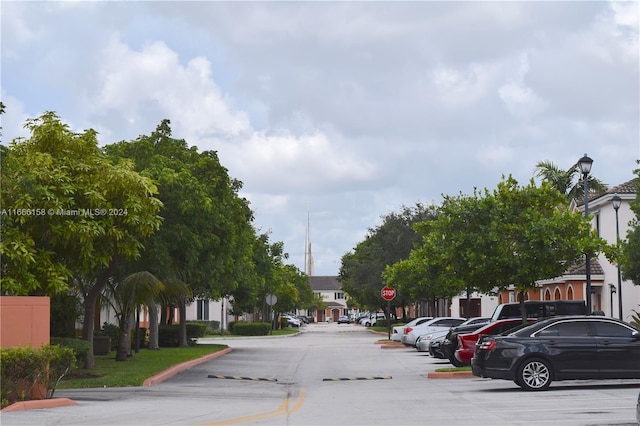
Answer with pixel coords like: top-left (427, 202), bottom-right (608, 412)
top-left (381, 286), bottom-right (396, 301)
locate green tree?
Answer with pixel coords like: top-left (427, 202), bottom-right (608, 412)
top-left (0, 112), bottom-right (162, 368)
top-left (339, 204), bottom-right (436, 317)
top-left (104, 120), bottom-right (257, 343)
top-left (534, 159), bottom-right (607, 202)
top-left (102, 271), bottom-right (162, 361)
top-left (408, 176), bottom-right (605, 320)
top-left (619, 164), bottom-right (640, 285)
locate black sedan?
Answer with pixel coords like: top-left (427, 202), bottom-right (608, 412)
top-left (471, 316), bottom-right (640, 391)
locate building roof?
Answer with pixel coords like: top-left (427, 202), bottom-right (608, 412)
top-left (308, 276), bottom-right (341, 291)
top-left (578, 178), bottom-right (638, 205)
top-left (564, 258), bottom-right (604, 276)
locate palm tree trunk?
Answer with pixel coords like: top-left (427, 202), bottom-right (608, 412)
top-left (148, 303), bottom-right (159, 350)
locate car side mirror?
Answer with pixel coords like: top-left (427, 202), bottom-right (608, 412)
top-left (632, 331), bottom-right (640, 341)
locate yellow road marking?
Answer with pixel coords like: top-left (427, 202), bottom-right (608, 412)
top-left (198, 388), bottom-right (306, 425)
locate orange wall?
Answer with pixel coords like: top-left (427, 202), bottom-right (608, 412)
top-left (0, 296), bottom-right (50, 348)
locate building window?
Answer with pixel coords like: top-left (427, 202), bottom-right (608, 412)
top-left (595, 213), bottom-right (600, 236)
top-left (335, 292), bottom-right (345, 300)
top-left (197, 300), bottom-right (209, 321)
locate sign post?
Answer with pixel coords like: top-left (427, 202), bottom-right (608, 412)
top-left (381, 286), bottom-right (397, 340)
top-left (265, 294), bottom-right (277, 334)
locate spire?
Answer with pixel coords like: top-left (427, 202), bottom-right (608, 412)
top-left (304, 211), bottom-right (314, 276)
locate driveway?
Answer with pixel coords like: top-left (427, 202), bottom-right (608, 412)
top-left (1, 322), bottom-right (638, 425)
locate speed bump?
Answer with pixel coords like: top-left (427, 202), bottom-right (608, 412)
top-left (322, 376), bottom-right (392, 381)
top-left (208, 375), bottom-right (277, 382)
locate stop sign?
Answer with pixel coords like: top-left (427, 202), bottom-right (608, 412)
top-left (381, 286), bottom-right (396, 301)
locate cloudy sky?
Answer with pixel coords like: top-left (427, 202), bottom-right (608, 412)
top-left (2, 1), bottom-right (639, 276)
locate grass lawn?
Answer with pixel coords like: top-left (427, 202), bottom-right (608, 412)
top-left (58, 344), bottom-right (228, 389)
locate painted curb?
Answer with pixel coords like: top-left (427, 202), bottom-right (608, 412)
top-left (142, 347), bottom-right (233, 386)
top-left (1, 398), bottom-right (77, 412)
top-left (427, 371), bottom-right (475, 379)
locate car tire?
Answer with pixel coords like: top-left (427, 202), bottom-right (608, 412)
top-left (515, 358), bottom-right (552, 391)
top-left (449, 356), bottom-right (466, 368)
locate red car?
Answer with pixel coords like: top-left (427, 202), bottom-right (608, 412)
top-left (455, 318), bottom-right (535, 366)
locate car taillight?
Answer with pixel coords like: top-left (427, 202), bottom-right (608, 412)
top-left (405, 327), bottom-right (413, 333)
top-left (477, 340), bottom-right (496, 351)
top-left (457, 336), bottom-right (466, 349)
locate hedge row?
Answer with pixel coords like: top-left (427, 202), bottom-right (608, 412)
top-left (0, 345), bottom-right (76, 408)
top-left (232, 322), bottom-right (271, 336)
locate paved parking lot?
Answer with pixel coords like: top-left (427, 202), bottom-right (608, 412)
top-left (2, 322), bottom-right (638, 425)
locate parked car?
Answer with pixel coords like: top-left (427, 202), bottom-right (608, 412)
top-left (391, 317), bottom-right (433, 342)
top-left (490, 300), bottom-right (587, 321)
top-left (420, 317), bottom-right (490, 355)
top-left (282, 314), bottom-right (301, 327)
top-left (454, 318), bottom-right (536, 366)
top-left (441, 320), bottom-right (492, 365)
top-left (361, 312), bottom-right (386, 327)
top-left (401, 317), bottom-right (466, 347)
top-left (471, 316), bottom-right (640, 391)
top-left (337, 315), bottom-right (351, 324)
top-left (416, 328), bottom-right (450, 353)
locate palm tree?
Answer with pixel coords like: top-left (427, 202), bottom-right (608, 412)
top-left (103, 271), bottom-right (163, 361)
top-left (534, 160), bottom-right (607, 203)
top-left (156, 277), bottom-right (194, 347)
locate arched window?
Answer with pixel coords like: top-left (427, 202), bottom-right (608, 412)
top-left (567, 286), bottom-right (574, 300)
top-left (554, 288), bottom-right (561, 300)
top-left (544, 289), bottom-right (551, 301)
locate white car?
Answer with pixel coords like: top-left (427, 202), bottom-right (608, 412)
top-left (401, 317), bottom-right (466, 347)
top-left (415, 328), bottom-right (450, 352)
top-left (282, 314), bottom-right (301, 327)
top-left (391, 317), bottom-right (433, 341)
top-left (360, 313), bottom-right (386, 326)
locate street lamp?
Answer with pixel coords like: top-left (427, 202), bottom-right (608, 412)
top-left (578, 153), bottom-right (593, 313)
top-left (612, 193), bottom-right (623, 320)
top-left (608, 283), bottom-right (616, 317)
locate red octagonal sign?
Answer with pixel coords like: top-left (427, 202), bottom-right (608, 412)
top-left (381, 286), bottom-right (396, 301)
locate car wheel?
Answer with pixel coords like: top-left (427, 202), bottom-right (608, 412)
top-left (449, 356), bottom-right (465, 368)
top-left (516, 358), bottom-right (552, 391)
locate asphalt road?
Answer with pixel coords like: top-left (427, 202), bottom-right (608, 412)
top-left (1, 322), bottom-right (639, 426)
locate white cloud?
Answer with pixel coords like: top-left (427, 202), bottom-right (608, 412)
top-left (95, 37), bottom-right (251, 139)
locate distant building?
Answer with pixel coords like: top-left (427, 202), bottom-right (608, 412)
top-left (307, 276), bottom-right (348, 322)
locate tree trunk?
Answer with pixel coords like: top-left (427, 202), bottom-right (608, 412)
top-left (81, 257), bottom-right (118, 369)
top-left (178, 298), bottom-right (188, 347)
top-left (115, 313), bottom-right (132, 361)
top-left (148, 303), bottom-right (159, 350)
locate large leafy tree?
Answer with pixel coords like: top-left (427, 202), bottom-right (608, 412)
top-left (0, 112), bottom-right (163, 368)
top-left (339, 204), bottom-right (436, 317)
top-left (619, 164), bottom-right (640, 285)
top-left (105, 121), bottom-right (257, 343)
top-left (406, 176), bottom-right (605, 320)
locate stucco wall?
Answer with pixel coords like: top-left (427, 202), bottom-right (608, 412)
top-left (0, 296), bottom-right (50, 348)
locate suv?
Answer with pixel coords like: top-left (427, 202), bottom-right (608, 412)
top-left (490, 300), bottom-right (587, 321)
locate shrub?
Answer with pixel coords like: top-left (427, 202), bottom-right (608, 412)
top-left (1, 345), bottom-right (76, 408)
top-left (100, 322), bottom-right (120, 350)
top-left (233, 322), bottom-right (270, 336)
top-left (158, 323), bottom-right (206, 347)
top-left (50, 337), bottom-right (90, 366)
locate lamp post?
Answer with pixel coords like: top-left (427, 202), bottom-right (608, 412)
top-left (612, 193), bottom-right (623, 320)
top-left (608, 283), bottom-right (616, 317)
top-left (578, 154), bottom-right (593, 313)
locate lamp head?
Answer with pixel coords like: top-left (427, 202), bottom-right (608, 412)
top-left (611, 193), bottom-right (621, 210)
top-left (578, 153), bottom-right (593, 176)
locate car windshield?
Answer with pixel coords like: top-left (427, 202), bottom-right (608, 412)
top-left (500, 321), bottom-right (538, 336)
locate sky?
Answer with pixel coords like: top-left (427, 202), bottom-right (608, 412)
top-left (2, 1), bottom-right (639, 277)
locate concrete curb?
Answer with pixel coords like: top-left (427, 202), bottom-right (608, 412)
top-left (427, 371), bottom-right (475, 379)
top-left (142, 347), bottom-right (233, 386)
top-left (1, 398), bottom-right (77, 412)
